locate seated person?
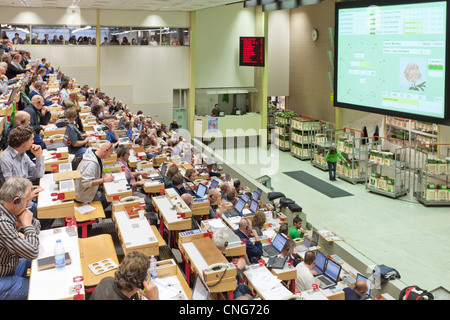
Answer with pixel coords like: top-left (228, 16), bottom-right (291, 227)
top-left (289, 216), bottom-right (307, 240)
top-left (251, 210), bottom-right (266, 237)
top-left (234, 218), bottom-right (263, 264)
top-left (24, 95), bottom-right (51, 137)
top-left (170, 173), bottom-right (188, 196)
top-left (205, 163), bottom-right (221, 178)
top-left (180, 193), bottom-right (193, 211)
top-left (184, 168), bottom-right (196, 184)
top-left (103, 119), bottom-right (119, 146)
top-left (90, 251), bottom-right (158, 300)
top-left (206, 188), bottom-right (220, 219)
top-left (0, 177), bottom-right (40, 300)
top-left (212, 229), bottom-right (253, 299)
top-left (62, 91), bottom-right (80, 110)
top-left (343, 280), bottom-right (369, 300)
top-left (219, 183), bottom-right (229, 200)
top-left (278, 238), bottom-right (301, 267)
top-left (66, 107), bottom-right (91, 158)
top-left (74, 141), bottom-right (115, 211)
top-left (116, 145), bottom-right (156, 225)
top-left (28, 80), bottom-right (54, 107)
top-left (295, 251), bottom-right (321, 292)
top-left (164, 164), bottom-right (179, 189)
top-left (5, 111), bottom-right (31, 148)
top-left (169, 120), bottom-right (179, 131)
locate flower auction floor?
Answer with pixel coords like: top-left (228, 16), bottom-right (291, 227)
top-left (221, 144), bottom-right (450, 294)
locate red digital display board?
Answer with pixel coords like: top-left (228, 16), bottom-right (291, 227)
top-left (239, 36), bottom-right (265, 67)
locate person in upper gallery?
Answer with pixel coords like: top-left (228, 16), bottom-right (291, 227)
top-left (0, 177), bottom-right (40, 300)
top-left (11, 33), bottom-right (24, 45)
top-left (325, 147), bottom-right (349, 181)
top-left (140, 36), bottom-right (149, 45)
top-left (149, 36), bottom-right (158, 46)
top-left (31, 33), bottom-right (40, 44)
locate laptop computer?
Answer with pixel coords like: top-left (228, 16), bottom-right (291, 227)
top-left (223, 197), bottom-right (246, 218)
top-left (249, 199), bottom-right (259, 214)
top-left (252, 188), bottom-right (262, 202)
top-left (191, 275), bottom-right (210, 300)
top-left (315, 258), bottom-right (342, 289)
top-left (311, 250), bottom-right (326, 275)
top-left (311, 231), bottom-right (319, 246)
top-left (267, 255), bottom-right (288, 270)
top-left (8, 87), bottom-right (18, 105)
top-left (356, 273), bottom-right (371, 297)
top-left (296, 236), bottom-right (312, 252)
top-left (195, 183), bottom-right (208, 199)
top-left (262, 233), bottom-right (288, 258)
top-left (209, 179), bottom-right (219, 189)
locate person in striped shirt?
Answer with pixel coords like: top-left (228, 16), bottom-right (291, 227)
top-left (0, 177), bottom-right (40, 300)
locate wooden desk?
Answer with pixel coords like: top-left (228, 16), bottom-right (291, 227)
top-left (78, 234), bottom-right (119, 289)
top-left (38, 173), bottom-right (75, 219)
top-left (201, 218), bottom-right (246, 257)
top-left (28, 226), bottom-right (84, 300)
top-left (242, 264), bottom-right (293, 300)
top-left (178, 233), bottom-right (237, 298)
top-left (112, 210), bottom-right (160, 257)
top-left (150, 259), bottom-right (192, 300)
top-left (74, 201), bottom-right (106, 238)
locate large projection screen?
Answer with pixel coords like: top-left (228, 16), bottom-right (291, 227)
top-left (334, 0), bottom-right (449, 124)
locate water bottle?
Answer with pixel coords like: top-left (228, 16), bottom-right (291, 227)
top-left (54, 239), bottom-right (66, 269)
top-left (149, 255), bottom-right (157, 279)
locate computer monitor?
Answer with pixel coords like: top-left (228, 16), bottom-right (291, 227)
top-left (234, 198), bottom-right (246, 215)
top-left (191, 275), bottom-right (210, 300)
top-left (196, 183), bottom-right (207, 198)
top-left (315, 251), bottom-right (326, 271)
top-left (356, 273), bottom-right (371, 296)
top-left (219, 111), bottom-right (225, 117)
top-left (324, 258), bottom-right (341, 284)
top-left (272, 233), bottom-right (288, 252)
top-left (249, 199), bottom-right (258, 213)
top-left (209, 179), bottom-right (219, 189)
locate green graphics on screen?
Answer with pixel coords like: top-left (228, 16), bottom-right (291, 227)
top-left (336, 1), bottom-right (447, 119)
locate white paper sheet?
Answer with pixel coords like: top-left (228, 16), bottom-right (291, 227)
top-left (75, 204), bottom-right (96, 214)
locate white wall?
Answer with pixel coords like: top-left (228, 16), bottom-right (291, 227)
top-left (267, 9), bottom-right (290, 97)
top-left (99, 9), bottom-right (189, 27)
top-left (0, 7), bottom-right (97, 26)
top-left (99, 46), bottom-right (190, 123)
top-left (195, 4), bottom-right (256, 89)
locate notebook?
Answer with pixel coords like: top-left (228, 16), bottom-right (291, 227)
top-left (263, 233), bottom-right (288, 258)
top-left (224, 197), bottom-right (246, 218)
top-left (296, 236), bottom-right (312, 252)
top-left (315, 258), bottom-right (341, 289)
top-left (195, 183), bottom-right (208, 198)
top-left (356, 273), bottom-right (371, 296)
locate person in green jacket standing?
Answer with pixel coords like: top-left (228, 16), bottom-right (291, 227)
top-left (325, 147), bottom-right (348, 181)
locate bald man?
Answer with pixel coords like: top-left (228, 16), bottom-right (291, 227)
top-left (234, 218), bottom-right (263, 264)
top-left (343, 280), bottom-right (369, 300)
top-left (5, 111), bottom-right (31, 148)
top-left (24, 95), bottom-right (51, 135)
top-left (63, 91), bottom-right (80, 111)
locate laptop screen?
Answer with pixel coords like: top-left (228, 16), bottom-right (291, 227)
top-left (356, 273), bottom-right (371, 296)
top-left (196, 183), bottom-right (207, 198)
top-left (191, 276), bottom-right (210, 300)
top-left (312, 231), bottom-right (319, 246)
top-left (8, 88), bottom-right (18, 104)
top-left (209, 179), bottom-right (218, 189)
top-left (249, 199), bottom-right (258, 213)
top-left (324, 259), bottom-right (341, 283)
top-left (303, 236), bottom-right (311, 248)
top-left (234, 198), bottom-right (245, 214)
top-left (160, 163), bottom-right (168, 176)
top-left (272, 233), bottom-right (287, 252)
top-left (241, 193), bottom-right (250, 203)
top-left (252, 191), bottom-right (259, 202)
top-left (315, 251), bottom-right (326, 271)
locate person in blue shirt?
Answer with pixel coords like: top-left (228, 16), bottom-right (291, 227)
top-left (343, 280), bottom-right (369, 300)
top-left (124, 121), bottom-right (133, 141)
top-left (234, 218), bottom-right (263, 264)
top-left (102, 119), bottom-right (119, 146)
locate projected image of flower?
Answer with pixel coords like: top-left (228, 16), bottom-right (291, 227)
top-left (404, 64), bottom-right (426, 91)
